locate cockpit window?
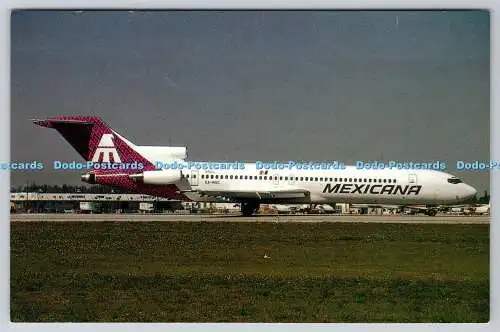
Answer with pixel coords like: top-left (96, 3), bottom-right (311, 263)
top-left (447, 177), bottom-right (463, 184)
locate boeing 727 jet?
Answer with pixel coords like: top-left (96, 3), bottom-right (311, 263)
top-left (33, 116), bottom-right (477, 216)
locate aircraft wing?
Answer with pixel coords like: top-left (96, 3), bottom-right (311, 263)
top-left (351, 204), bottom-right (401, 209)
top-left (185, 189), bottom-right (310, 200)
top-left (407, 204), bottom-right (469, 211)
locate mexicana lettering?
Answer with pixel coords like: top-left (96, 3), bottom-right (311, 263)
top-left (393, 185), bottom-right (409, 195)
top-left (322, 183), bottom-right (422, 195)
top-left (407, 186), bottom-right (422, 195)
top-left (370, 185), bottom-right (382, 194)
top-left (323, 183), bottom-right (341, 194)
top-left (352, 183), bottom-right (364, 194)
top-left (340, 184), bottom-right (352, 194)
top-left (380, 185), bottom-right (395, 195)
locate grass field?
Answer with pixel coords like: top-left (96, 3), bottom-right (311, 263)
top-left (10, 220), bottom-right (489, 322)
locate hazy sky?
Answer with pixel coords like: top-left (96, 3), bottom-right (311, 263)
top-left (10, 10), bottom-right (490, 192)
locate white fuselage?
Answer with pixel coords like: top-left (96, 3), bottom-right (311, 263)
top-left (178, 163), bottom-right (476, 205)
top-left (32, 116), bottom-right (478, 209)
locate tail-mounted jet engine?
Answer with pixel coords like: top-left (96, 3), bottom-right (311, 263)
top-left (129, 170), bottom-right (183, 185)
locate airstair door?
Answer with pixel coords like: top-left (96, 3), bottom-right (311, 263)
top-left (190, 170), bottom-right (199, 186)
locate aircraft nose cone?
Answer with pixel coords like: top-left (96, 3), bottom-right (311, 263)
top-left (467, 185), bottom-right (477, 198)
top-left (462, 185), bottom-right (477, 202)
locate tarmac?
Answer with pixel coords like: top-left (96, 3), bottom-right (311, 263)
top-left (10, 213), bottom-right (490, 224)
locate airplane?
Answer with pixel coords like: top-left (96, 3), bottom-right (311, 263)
top-left (315, 204), bottom-right (336, 213)
top-left (294, 204), bottom-right (337, 214)
top-left (33, 116), bottom-right (477, 217)
top-left (267, 204), bottom-right (336, 215)
top-left (350, 204), bottom-right (402, 214)
top-left (270, 204), bottom-right (293, 214)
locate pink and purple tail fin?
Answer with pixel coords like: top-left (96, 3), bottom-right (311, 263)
top-left (33, 115), bottom-right (190, 200)
top-left (33, 116), bottom-right (155, 172)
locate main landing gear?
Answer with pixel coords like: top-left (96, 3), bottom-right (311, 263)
top-left (424, 209), bottom-right (438, 216)
top-left (241, 201), bottom-right (260, 216)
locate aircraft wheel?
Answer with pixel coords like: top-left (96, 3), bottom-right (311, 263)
top-left (427, 209), bottom-right (437, 217)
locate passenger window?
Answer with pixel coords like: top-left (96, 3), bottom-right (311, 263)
top-left (264, 176), bottom-right (267, 180)
top-left (300, 177), bottom-right (304, 181)
top-left (285, 177), bottom-right (288, 180)
top-left (315, 177), bottom-right (318, 181)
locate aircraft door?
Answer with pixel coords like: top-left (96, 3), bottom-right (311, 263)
top-left (273, 174), bottom-right (279, 186)
top-left (190, 170), bottom-right (199, 186)
top-left (408, 173), bottom-right (417, 185)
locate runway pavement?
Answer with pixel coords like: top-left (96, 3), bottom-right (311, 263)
top-left (10, 213), bottom-right (490, 224)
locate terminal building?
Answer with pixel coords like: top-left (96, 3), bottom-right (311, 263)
top-left (10, 192), bottom-right (358, 215)
top-left (9, 192), bottom-right (241, 214)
